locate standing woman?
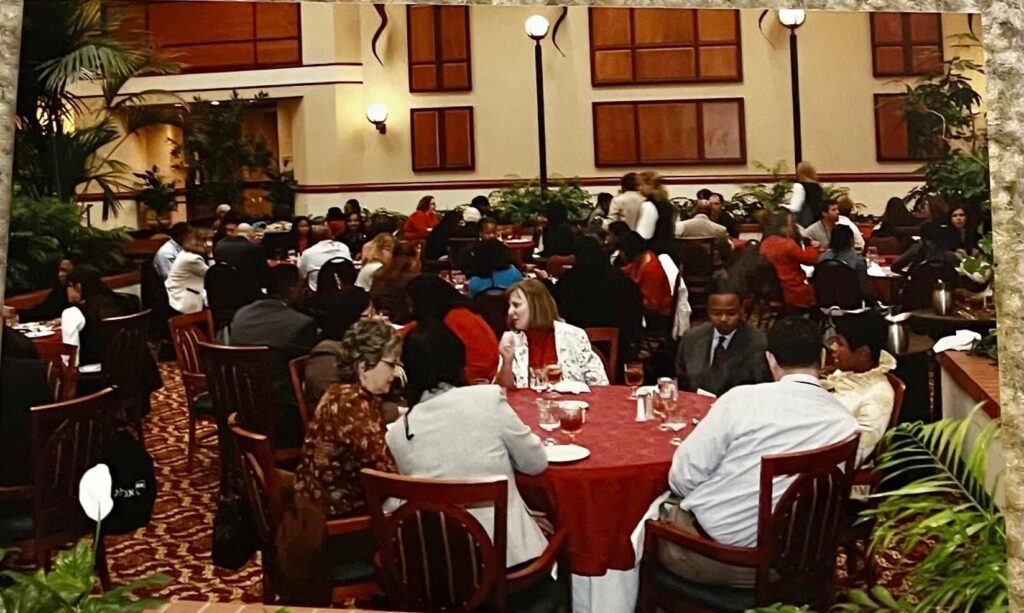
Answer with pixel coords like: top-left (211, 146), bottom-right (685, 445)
top-left (403, 195), bottom-right (438, 241)
top-left (785, 161), bottom-right (824, 230)
top-left (496, 279), bottom-right (609, 388)
top-left (290, 216), bottom-right (315, 255)
top-left (636, 170), bottom-right (676, 254)
top-left (355, 234), bottom-right (396, 291)
top-left (165, 232), bottom-right (210, 314)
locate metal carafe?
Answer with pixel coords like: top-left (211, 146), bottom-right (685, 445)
top-left (932, 280), bottom-right (953, 315)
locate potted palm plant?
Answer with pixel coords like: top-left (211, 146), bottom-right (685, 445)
top-left (132, 166), bottom-right (177, 230)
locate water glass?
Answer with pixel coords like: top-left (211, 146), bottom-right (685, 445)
top-left (662, 402), bottom-right (687, 445)
top-left (556, 404), bottom-right (585, 444)
top-left (536, 399), bottom-right (559, 446)
top-left (529, 368), bottom-right (549, 393)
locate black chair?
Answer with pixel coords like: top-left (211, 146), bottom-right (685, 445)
top-left (140, 256), bottom-right (173, 349)
top-left (205, 261), bottom-right (261, 333)
top-left (316, 258), bottom-right (358, 297)
top-left (472, 288), bottom-right (508, 338)
top-left (673, 238), bottom-right (716, 316)
top-left (898, 259), bottom-right (957, 310)
top-left (98, 309), bottom-right (159, 444)
top-left (812, 259), bottom-right (864, 310)
top-left (447, 238), bottom-right (479, 271)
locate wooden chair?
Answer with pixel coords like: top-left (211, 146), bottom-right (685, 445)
top-left (472, 288), bottom-right (509, 338)
top-left (205, 261), bottom-right (261, 332)
top-left (812, 259), bottom-right (865, 311)
top-left (853, 372), bottom-right (907, 487)
top-left (637, 433), bottom-right (860, 612)
top-left (168, 310), bottom-right (217, 469)
top-left (673, 237), bottom-right (716, 316)
top-left (288, 355), bottom-right (312, 431)
top-left (98, 309), bottom-right (154, 444)
top-left (199, 342), bottom-right (301, 465)
top-left (0, 388), bottom-right (115, 586)
top-left (229, 414), bottom-right (378, 605)
top-left (865, 234), bottom-right (901, 256)
top-left (585, 327), bottom-right (619, 384)
top-left (361, 468), bottom-right (570, 612)
top-left (32, 342), bottom-right (78, 402)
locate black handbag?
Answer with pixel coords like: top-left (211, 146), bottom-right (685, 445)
top-left (101, 428), bottom-right (157, 535)
top-left (211, 488), bottom-right (259, 569)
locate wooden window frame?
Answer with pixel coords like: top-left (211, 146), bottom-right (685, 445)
top-left (587, 8), bottom-right (743, 87)
top-left (410, 106), bottom-right (476, 172)
top-left (870, 12), bottom-right (944, 77)
top-left (120, 1), bottom-right (303, 74)
top-left (592, 98), bottom-right (747, 167)
top-left (873, 93), bottom-right (946, 162)
top-left (406, 5), bottom-right (473, 93)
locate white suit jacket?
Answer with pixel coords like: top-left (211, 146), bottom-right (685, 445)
top-left (499, 320), bottom-right (610, 389)
top-left (386, 384), bottom-right (549, 567)
top-left (165, 252), bottom-right (208, 314)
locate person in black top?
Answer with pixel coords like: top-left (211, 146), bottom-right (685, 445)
top-left (875, 197), bottom-right (920, 236)
top-left (540, 202), bottom-right (575, 257)
top-left (948, 205), bottom-right (979, 256)
top-left (338, 211), bottom-right (368, 257)
top-left (709, 192), bottom-right (738, 238)
top-left (0, 326), bottom-right (49, 487)
top-left (424, 210), bottom-right (463, 261)
top-left (20, 258), bottom-right (74, 323)
top-left (213, 224), bottom-right (270, 289)
top-left (891, 222), bottom-right (961, 275)
top-left (788, 161), bottom-right (824, 229)
top-left (552, 236), bottom-right (644, 360)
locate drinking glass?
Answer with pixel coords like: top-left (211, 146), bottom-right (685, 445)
top-left (624, 362), bottom-right (644, 398)
top-left (556, 404), bottom-right (585, 444)
top-left (529, 367), bottom-right (549, 393)
top-left (866, 246), bottom-right (879, 263)
top-left (545, 364), bottom-right (563, 385)
top-left (537, 399), bottom-right (559, 446)
top-left (655, 378), bottom-right (677, 429)
top-left (662, 401), bottom-right (687, 445)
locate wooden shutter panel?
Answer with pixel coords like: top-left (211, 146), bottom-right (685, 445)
top-left (593, 104), bottom-right (638, 166)
top-left (411, 107), bottom-right (475, 172)
top-left (411, 110), bottom-right (441, 171)
top-left (442, 108), bottom-right (474, 169)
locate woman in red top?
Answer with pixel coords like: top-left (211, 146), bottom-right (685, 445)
top-left (759, 210), bottom-right (820, 309)
top-left (404, 274), bottom-right (499, 382)
top-left (403, 195), bottom-right (439, 241)
top-left (618, 231), bottom-right (673, 318)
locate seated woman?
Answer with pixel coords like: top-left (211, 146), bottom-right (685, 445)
top-left (387, 322), bottom-right (549, 567)
top-left (818, 225), bottom-right (874, 301)
top-left (758, 210), bottom-right (820, 310)
top-left (617, 231), bottom-right (673, 321)
top-left (948, 205), bottom-right (980, 256)
top-left (822, 311), bottom-right (897, 465)
top-left (295, 318), bottom-right (402, 519)
top-left (165, 232), bottom-right (209, 315)
top-left (465, 239), bottom-right (523, 298)
top-left (304, 286), bottom-right (374, 405)
top-left (369, 242), bottom-right (422, 324)
top-left (540, 202), bottom-right (575, 257)
top-left (337, 212), bottom-right (367, 256)
top-left (873, 196), bottom-right (920, 236)
top-left (62, 264), bottom-right (136, 365)
top-left (403, 195), bottom-right (438, 241)
top-left (424, 209), bottom-right (462, 260)
top-left (355, 234), bottom-right (395, 291)
top-left (496, 279), bottom-right (609, 388)
top-left (406, 274), bottom-right (499, 383)
top-left (891, 222), bottom-right (961, 275)
top-left (290, 216), bottom-right (315, 255)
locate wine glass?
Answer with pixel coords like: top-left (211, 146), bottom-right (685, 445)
top-left (662, 401), bottom-right (687, 445)
top-left (624, 362), bottom-right (644, 398)
top-left (556, 404), bottom-right (585, 444)
top-left (536, 400), bottom-right (559, 446)
top-left (529, 367), bottom-right (549, 393)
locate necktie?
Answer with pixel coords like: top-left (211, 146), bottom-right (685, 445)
top-left (712, 335), bottom-right (727, 365)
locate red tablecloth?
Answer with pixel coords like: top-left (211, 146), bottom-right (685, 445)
top-left (507, 386), bottom-right (714, 576)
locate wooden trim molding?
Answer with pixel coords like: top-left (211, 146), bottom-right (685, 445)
top-left (5, 272), bottom-right (142, 310)
top-left (937, 350), bottom-right (1000, 419)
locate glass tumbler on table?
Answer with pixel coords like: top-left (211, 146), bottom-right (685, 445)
top-left (556, 403), bottom-right (585, 444)
top-left (624, 362), bottom-right (644, 398)
top-left (529, 367), bottom-right (549, 393)
top-left (662, 402), bottom-right (687, 446)
top-left (545, 364), bottom-right (563, 386)
top-left (536, 399), bottom-right (559, 446)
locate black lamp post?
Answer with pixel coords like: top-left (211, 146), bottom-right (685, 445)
top-left (779, 9), bottom-right (807, 165)
top-left (525, 15), bottom-right (551, 191)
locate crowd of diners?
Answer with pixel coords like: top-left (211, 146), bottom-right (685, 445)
top-left (0, 162), bottom-right (987, 604)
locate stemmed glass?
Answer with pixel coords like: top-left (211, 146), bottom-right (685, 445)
top-left (624, 362), bottom-right (644, 398)
top-left (536, 400), bottom-right (559, 446)
top-left (556, 404), bottom-right (585, 444)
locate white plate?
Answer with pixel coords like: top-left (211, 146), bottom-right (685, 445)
top-left (23, 330), bottom-right (55, 338)
top-left (545, 444), bottom-right (590, 463)
top-left (79, 363), bottom-right (102, 374)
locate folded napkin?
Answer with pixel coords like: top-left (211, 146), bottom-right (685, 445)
top-left (933, 329), bottom-right (982, 353)
top-left (551, 381), bottom-right (589, 395)
top-left (634, 386), bottom-right (658, 421)
top-left (866, 263), bottom-right (888, 277)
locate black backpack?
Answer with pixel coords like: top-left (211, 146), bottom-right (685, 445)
top-left (101, 428), bottom-right (157, 535)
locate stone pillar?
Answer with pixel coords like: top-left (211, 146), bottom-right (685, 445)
top-left (0, 0), bottom-right (24, 361)
top-left (983, 2), bottom-right (1024, 609)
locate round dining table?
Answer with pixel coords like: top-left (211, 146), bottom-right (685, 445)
top-left (506, 386), bottom-right (714, 577)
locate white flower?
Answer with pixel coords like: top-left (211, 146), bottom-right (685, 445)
top-left (79, 464), bottom-right (114, 523)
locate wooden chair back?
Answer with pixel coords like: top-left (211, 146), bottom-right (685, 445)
top-left (756, 432), bottom-right (860, 605)
top-left (812, 259), bottom-right (864, 310)
top-left (316, 258), bottom-right (358, 297)
top-left (268, 263), bottom-right (300, 293)
top-left (288, 355), bottom-right (312, 430)
top-left (168, 310), bottom-right (214, 374)
top-left (30, 388), bottom-right (115, 558)
top-left (674, 238), bottom-right (716, 314)
top-left (228, 413), bottom-right (283, 549)
top-left (361, 469), bottom-right (510, 612)
top-left (472, 289), bottom-right (509, 338)
top-left (98, 310), bottom-right (153, 437)
top-left (585, 327), bottom-right (619, 383)
top-left (205, 262), bottom-right (261, 331)
top-left (447, 238), bottom-right (479, 270)
top-left (898, 259), bottom-right (958, 310)
top-left (865, 234), bottom-right (901, 255)
top-left (33, 342), bottom-right (78, 402)
top-left (545, 255), bottom-right (576, 279)
top-left (198, 342), bottom-right (278, 438)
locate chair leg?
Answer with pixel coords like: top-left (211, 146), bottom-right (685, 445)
top-left (635, 560), bottom-right (655, 613)
top-left (187, 411), bottom-right (197, 470)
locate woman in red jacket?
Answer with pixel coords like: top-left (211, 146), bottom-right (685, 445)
top-left (759, 210), bottom-right (820, 309)
top-left (403, 195), bottom-right (439, 240)
top-left (618, 231), bottom-right (673, 323)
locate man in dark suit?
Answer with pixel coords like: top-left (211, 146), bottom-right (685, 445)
top-left (213, 223), bottom-right (270, 289)
top-left (0, 326), bottom-right (51, 486)
top-left (675, 278), bottom-right (771, 396)
top-left (228, 272), bottom-right (316, 448)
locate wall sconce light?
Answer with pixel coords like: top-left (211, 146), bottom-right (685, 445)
top-left (778, 8), bottom-right (806, 29)
top-left (524, 15), bottom-right (550, 40)
top-left (366, 103), bottom-right (389, 134)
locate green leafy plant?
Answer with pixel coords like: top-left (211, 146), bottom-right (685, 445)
top-left (132, 166), bottom-right (176, 217)
top-left (489, 179), bottom-right (594, 225)
top-left (6, 194), bottom-right (130, 295)
top-left (969, 328), bottom-right (998, 361)
top-left (857, 407), bottom-right (1006, 612)
top-left (0, 541), bottom-right (170, 612)
top-left (263, 164), bottom-right (297, 219)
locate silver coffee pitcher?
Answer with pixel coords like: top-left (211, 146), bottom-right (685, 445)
top-left (932, 280), bottom-right (953, 316)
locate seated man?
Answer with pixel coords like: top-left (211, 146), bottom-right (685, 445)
top-left (228, 272), bottom-right (316, 448)
top-left (675, 278), bottom-right (771, 396)
top-left (153, 222), bottom-right (192, 281)
top-left (676, 199), bottom-right (732, 264)
top-left (662, 317), bottom-right (858, 587)
top-left (823, 311), bottom-right (897, 465)
top-left (299, 225), bottom-right (352, 292)
top-left (803, 200), bottom-right (865, 252)
top-left (213, 222), bottom-right (270, 289)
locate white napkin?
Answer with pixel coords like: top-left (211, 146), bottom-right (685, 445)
top-left (801, 264), bottom-right (815, 278)
top-left (695, 388), bottom-right (717, 398)
top-left (866, 262), bottom-right (887, 277)
top-left (551, 381), bottom-right (589, 395)
top-left (932, 329), bottom-right (982, 353)
top-left (634, 385), bottom-right (657, 421)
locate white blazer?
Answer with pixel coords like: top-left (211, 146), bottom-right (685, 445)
top-left (165, 251), bottom-right (208, 314)
top-left (500, 320), bottom-right (610, 389)
top-left (386, 385), bottom-right (549, 567)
